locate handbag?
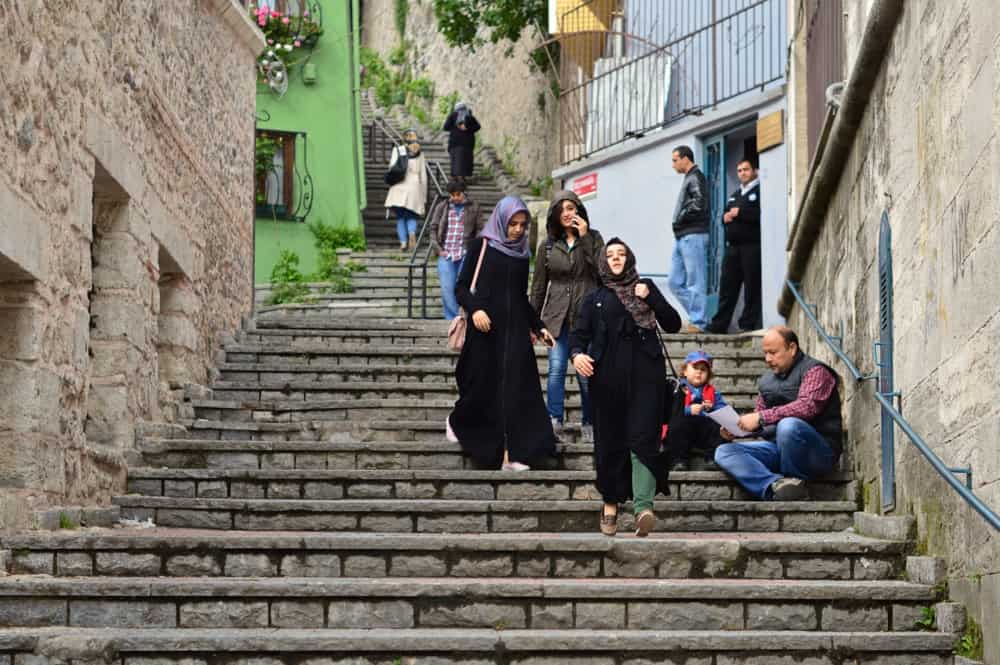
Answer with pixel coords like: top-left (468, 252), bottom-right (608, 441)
top-left (446, 240), bottom-right (489, 352)
top-left (384, 147), bottom-right (408, 186)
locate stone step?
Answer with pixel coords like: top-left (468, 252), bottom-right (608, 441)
top-left (187, 396), bottom-right (758, 422)
top-left (0, 627), bottom-right (958, 664)
top-left (1, 529), bottom-right (909, 581)
top-left (255, 302), bottom-right (445, 318)
top-left (0, 577), bottom-right (937, 632)
top-left (125, 467), bottom-right (854, 503)
top-left (111, 495), bottom-right (858, 533)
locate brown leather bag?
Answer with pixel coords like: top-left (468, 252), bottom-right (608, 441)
top-left (446, 240), bottom-right (489, 352)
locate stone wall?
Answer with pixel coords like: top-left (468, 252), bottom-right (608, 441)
top-left (788, 0), bottom-right (999, 659)
top-left (361, 0), bottom-right (559, 181)
top-left (0, 0), bottom-right (263, 528)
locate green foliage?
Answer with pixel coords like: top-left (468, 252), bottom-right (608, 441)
top-left (529, 176), bottom-right (553, 198)
top-left (307, 220), bottom-right (367, 294)
top-left (529, 41), bottom-right (560, 74)
top-left (394, 0), bottom-right (408, 37)
top-left (914, 606), bottom-right (935, 631)
top-left (58, 512), bottom-right (78, 530)
top-left (388, 43), bottom-right (408, 67)
top-left (499, 135), bottom-right (520, 176)
top-left (954, 617), bottom-right (983, 659)
top-left (438, 91), bottom-right (460, 124)
top-left (431, 0), bottom-right (547, 51)
top-left (267, 249), bottom-right (311, 305)
top-left (408, 77), bottom-right (434, 100)
top-left (362, 46), bottom-right (436, 122)
top-left (249, 4), bottom-right (323, 76)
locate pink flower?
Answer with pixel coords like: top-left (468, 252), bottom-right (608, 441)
top-left (302, 10), bottom-right (309, 17)
top-left (258, 16), bottom-right (266, 26)
top-left (281, 16), bottom-right (290, 24)
top-left (270, 10), bottom-right (279, 17)
top-left (267, 39), bottom-right (274, 44)
top-left (293, 40), bottom-right (301, 47)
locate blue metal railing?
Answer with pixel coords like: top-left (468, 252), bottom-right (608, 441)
top-left (786, 279), bottom-right (1000, 532)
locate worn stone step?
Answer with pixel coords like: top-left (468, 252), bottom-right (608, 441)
top-left (125, 467), bottom-right (853, 503)
top-left (0, 529), bottom-right (910, 581)
top-left (256, 303), bottom-right (445, 318)
top-left (0, 627), bottom-right (958, 663)
top-left (187, 396), bottom-right (758, 423)
top-left (111, 495), bottom-right (858, 533)
top-left (0, 577), bottom-right (937, 631)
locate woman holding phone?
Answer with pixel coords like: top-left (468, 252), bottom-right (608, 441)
top-left (529, 191), bottom-right (604, 442)
top-left (447, 196), bottom-right (558, 471)
top-left (570, 238), bottom-right (682, 536)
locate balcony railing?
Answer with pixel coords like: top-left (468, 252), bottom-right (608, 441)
top-left (557, 0), bottom-right (786, 163)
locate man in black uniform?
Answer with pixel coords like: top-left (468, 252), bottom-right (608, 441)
top-left (708, 158), bottom-right (762, 333)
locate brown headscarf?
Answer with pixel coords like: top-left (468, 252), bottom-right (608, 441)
top-left (599, 237), bottom-right (657, 330)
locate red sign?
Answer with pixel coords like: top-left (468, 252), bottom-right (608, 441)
top-left (571, 172), bottom-right (598, 200)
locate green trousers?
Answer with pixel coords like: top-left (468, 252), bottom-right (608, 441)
top-left (631, 452), bottom-right (656, 514)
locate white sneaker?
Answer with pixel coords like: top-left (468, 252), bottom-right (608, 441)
top-left (580, 424), bottom-right (594, 443)
top-left (550, 417), bottom-right (564, 434)
top-left (445, 416), bottom-right (458, 443)
top-left (501, 461), bottom-right (531, 471)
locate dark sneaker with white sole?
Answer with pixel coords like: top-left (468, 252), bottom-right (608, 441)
top-left (770, 477), bottom-right (808, 501)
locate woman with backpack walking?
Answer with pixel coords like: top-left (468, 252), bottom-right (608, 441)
top-left (570, 238), bottom-right (682, 537)
top-left (446, 196), bottom-right (558, 471)
top-left (384, 129), bottom-right (427, 251)
top-left (529, 191), bottom-right (604, 442)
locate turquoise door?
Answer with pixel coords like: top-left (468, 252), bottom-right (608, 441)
top-left (702, 136), bottom-right (727, 319)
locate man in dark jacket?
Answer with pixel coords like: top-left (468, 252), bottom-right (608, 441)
top-left (708, 158), bottom-right (762, 333)
top-left (714, 327), bottom-right (843, 501)
top-left (668, 145), bottom-right (711, 332)
top-left (429, 180), bottom-right (483, 320)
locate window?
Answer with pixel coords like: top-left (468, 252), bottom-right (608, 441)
top-left (255, 130), bottom-right (297, 219)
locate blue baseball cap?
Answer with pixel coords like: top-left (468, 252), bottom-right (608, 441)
top-left (684, 350), bottom-right (713, 367)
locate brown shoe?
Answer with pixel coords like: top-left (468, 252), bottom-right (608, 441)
top-left (634, 509), bottom-right (656, 537)
top-left (599, 505), bottom-right (618, 536)
top-left (682, 324), bottom-right (704, 334)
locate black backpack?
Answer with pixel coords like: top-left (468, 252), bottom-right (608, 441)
top-left (384, 148), bottom-right (408, 186)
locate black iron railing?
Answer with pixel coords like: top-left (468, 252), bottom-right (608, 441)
top-left (557, 0), bottom-right (786, 163)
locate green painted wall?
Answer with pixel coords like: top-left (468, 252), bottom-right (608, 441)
top-left (254, 0), bottom-right (365, 284)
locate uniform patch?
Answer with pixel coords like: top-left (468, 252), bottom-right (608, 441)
top-left (749, 193), bottom-right (757, 202)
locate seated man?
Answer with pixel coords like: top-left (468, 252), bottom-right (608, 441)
top-left (714, 326), bottom-right (842, 500)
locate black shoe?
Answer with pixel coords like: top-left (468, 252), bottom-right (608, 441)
top-left (770, 477), bottom-right (808, 501)
top-left (669, 459), bottom-right (689, 472)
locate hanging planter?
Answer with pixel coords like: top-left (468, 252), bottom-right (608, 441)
top-left (250, 3), bottom-right (323, 87)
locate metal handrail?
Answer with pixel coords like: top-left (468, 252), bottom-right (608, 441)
top-left (787, 279), bottom-right (1000, 531)
top-left (406, 160), bottom-right (448, 318)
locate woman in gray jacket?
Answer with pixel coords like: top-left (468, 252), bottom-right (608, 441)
top-left (529, 191), bottom-right (604, 442)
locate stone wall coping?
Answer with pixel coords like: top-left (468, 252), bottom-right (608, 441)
top-left (0, 179), bottom-right (49, 281)
top-left (210, 0), bottom-right (267, 55)
top-left (0, 576), bottom-right (935, 600)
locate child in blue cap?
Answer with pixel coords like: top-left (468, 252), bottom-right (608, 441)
top-left (665, 349), bottom-right (727, 470)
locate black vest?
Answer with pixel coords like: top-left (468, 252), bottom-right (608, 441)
top-left (758, 352), bottom-right (843, 454)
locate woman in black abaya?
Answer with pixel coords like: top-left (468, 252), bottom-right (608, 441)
top-left (570, 238), bottom-right (682, 536)
top-left (447, 196), bottom-right (557, 470)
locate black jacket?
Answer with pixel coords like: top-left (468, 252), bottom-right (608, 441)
top-left (723, 181), bottom-right (761, 245)
top-left (672, 166), bottom-right (710, 238)
top-left (443, 112), bottom-right (481, 149)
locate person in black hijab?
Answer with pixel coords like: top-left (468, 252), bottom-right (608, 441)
top-left (569, 238), bottom-right (682, 536)
top-left (442, 102), bottom-right (481, 184)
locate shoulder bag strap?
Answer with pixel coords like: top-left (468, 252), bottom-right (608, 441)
top-left (655, 327), bottom-right (678, 379)
top-left (469, 239), bottom-right (488, 295)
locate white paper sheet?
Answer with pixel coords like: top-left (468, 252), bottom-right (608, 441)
top-left (705, 405), bottom-right (755, 438)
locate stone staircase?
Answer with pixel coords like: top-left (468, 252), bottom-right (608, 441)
top-left (0, 288), bottom-right (964, 661)
top-left (360, 96), bottom-right (507, 252)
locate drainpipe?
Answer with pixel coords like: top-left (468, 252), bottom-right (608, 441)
top-left (777, 0), bottom-right (905, 318)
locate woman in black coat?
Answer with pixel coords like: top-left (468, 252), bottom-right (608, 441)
top-left (570, 238), bottom-right (682, 536)
top-left (442, 102), bottom-right (480, 182)
top-left (447, 196), bottom-right (557, 470)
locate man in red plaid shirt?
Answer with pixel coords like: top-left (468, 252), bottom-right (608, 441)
top-left (714, 326), bottom-right (843, 500)
top-left (429, 180), bottom-right (483, 320)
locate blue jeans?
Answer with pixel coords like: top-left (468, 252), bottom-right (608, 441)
top-left (668, 233), bottom-right (709, 329)
top-left (437, 255), bottom-right (465, 320)
top-left (547, 324), bottom-right (592, 426)
top-left (714, 418), bottom-right (837, 499)
top-left (393, 208), bottom-right (418, 244)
